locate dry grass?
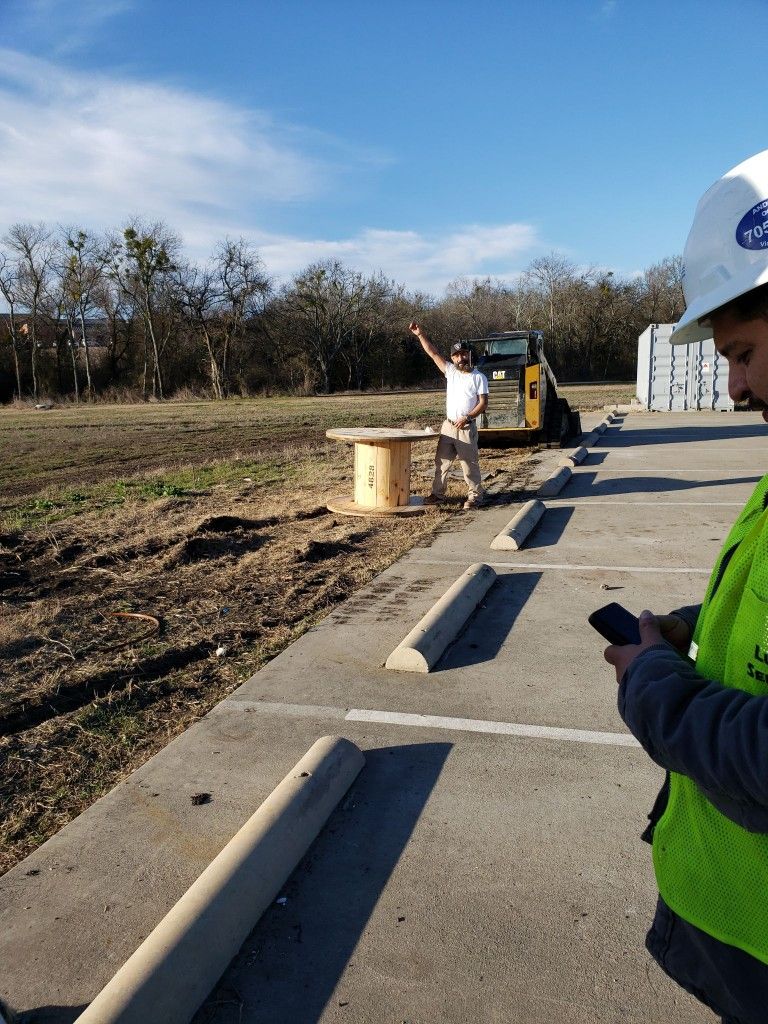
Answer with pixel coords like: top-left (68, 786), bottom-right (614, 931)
top-left (557, 381), bottom-right (635, 409)
top-left (0, 385), bottom-right (628, 874)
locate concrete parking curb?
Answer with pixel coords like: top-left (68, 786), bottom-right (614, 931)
top-left (597, 414), bottom-right (614, 433)
top-left (74, 736), bottom-right (365, 1024)
top-left (490, 500), bottom-right (545, 551)
top-left (559, 446), bottom-right (587, 468)
top-left (537, 465), bottom-right (572, 498)
top-left (385, 562), bottom-right (497, 672)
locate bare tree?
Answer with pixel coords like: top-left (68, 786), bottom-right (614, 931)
top-left (441, 276), bottom-right (517, 340)
top-left (638, 256), bottom-right (685, 325)
top-left (283, 260), bottom-right (368, 393)
top-left (178, 239), bottom-right (270, 399)
top-left (41, 262), bottom-right (81, 400)
top-left (524, 253), bottom-right (578, 341)
top-left (3, 223), bottom-right (56, 400)
top-left (91, 274), bottom-right (135, 387)
top-left (58, 229), bottom-right (111, 398)
top-left (504, 278), bottom-right (542, 331)
top-left (110, 222), bottom-right (180, 399)
top-left (339, 272), bottom-right (399, 390)
top-left (0, 251), bottom-right (25, 399)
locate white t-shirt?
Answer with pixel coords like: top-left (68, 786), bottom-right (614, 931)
top-left (443, 362), bottom-right (489, 420)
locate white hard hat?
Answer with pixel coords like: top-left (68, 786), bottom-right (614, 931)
top-left (671, 149), bottom-right (768, 345)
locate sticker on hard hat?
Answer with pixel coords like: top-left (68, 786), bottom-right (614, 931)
top-left (736, 199), bottom-right (768, 250)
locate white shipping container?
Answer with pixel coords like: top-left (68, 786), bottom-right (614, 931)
top-left (636, 324), bottom-right (733, 412)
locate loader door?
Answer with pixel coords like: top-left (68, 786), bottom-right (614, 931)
top-left (525, 364), bottom-right (542, 429)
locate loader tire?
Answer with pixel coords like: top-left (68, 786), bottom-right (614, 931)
top-left (544, 397), bottom-right (567, 448)
top-left (567, 407), bottom-right (582, 442)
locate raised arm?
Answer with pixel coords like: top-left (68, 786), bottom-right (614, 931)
top-left (408, 321), bottom-right (447, 374)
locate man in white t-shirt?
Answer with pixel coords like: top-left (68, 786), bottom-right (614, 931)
top-left (408, 321), bottom-right (489, 509)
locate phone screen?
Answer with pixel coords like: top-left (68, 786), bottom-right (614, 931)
top-left (588, 602), bottom-right (641, 646)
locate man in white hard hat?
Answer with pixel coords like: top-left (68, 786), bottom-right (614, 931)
top-left (408, 321), bottom-right (489, 509)
top-left (604, 149), bottom-right (768, 1024)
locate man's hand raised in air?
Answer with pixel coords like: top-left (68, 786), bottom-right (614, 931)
top-left (408, 321), bottom-right (445, 372)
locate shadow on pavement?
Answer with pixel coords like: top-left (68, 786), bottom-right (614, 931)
top-left (601, 421), bottom-right (768, 445)
top-left (8, 1005), bottom-right (87, 1024)
top-left (437, 571), bottom-right (542, 671)
top-left (564, 472), bottom-right (761, 499)
top-left (520, 505), bottom-right (575, 550)
top-left (192, 741), bottom-right (452, 1024)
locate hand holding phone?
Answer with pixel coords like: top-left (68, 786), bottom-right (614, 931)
top-left (588, 602), bottom-right (641, 646)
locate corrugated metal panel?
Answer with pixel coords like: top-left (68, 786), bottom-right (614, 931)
top-left (636, 326), bottom-right (652, 406)
top-left (636, 324), bottom-right (733, 411)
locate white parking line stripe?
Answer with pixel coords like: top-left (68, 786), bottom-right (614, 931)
top-left (408, 558), bottom-right (710, 574)
top-left (346, 708), bottom-right (640, 748)
top-left (223, 699), bottom-right (640, 748)
top-left (544, 500), bottom-right (742, 506)
top-left (575, 469), bottom-right (752, 473)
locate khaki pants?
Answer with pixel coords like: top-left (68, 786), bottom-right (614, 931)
top-left (432, 420), bottom-right (483, 500)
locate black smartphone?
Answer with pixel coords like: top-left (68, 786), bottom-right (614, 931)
top-left (588, 602), bottom-right (641, 646)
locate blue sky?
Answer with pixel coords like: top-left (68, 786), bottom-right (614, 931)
top-left (1, 0), bottom-right (767, 295)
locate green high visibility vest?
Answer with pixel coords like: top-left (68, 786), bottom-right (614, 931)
top-left (653, 473), bottom-right (768, 962)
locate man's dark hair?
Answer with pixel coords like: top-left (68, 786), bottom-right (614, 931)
top-left (709, 282), bottom-right (768, 323)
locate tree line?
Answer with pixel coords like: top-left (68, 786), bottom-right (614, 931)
top-left (0, 221), bottom-right (685, 403)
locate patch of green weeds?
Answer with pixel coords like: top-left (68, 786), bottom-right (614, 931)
top-left (76, 700), bottom-right (145, 746)
top-left (1, 458), bottom-right (295, 531)
top-left (136, 480), bottom-right (187, 499)
top-left (5, 486), bottom-right (121, 531)
top-left (114, 459), bottom-right (292, 497)
top-left (28, 498), bottom-right (57, 514)
top-left (136, 642), bottom-right (162, 658)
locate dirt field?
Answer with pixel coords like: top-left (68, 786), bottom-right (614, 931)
top-left (0, 383), bottom-right (632, 873)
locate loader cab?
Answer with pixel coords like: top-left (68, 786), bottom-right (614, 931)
top-left (482, 331), bottom-right (540, 360)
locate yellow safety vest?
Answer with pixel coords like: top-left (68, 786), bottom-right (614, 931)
top-left (653, 473), bottom-right (768, 962)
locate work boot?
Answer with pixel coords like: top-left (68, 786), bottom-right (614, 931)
top-left (423, 493), bottom-right (442, 505)
top-left (463, 496), bottom-right (484, 509)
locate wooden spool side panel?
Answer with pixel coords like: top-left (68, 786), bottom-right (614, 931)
top-left (384, 441), bottom-right (410, 507)
top-left (353, 443), bottom-right (370, 505)
top-left (353, 441), bottom-right (411, 508)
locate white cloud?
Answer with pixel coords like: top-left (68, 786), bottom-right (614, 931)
top-left (0, 50), bottom-right (541, 296)
top-left (253, 223), bottom-right (539, 296)
top-left (0, 50), bottom-right (329, 238)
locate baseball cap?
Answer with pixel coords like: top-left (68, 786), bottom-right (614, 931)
top-left (451, 342), bottom-right (471, 354)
